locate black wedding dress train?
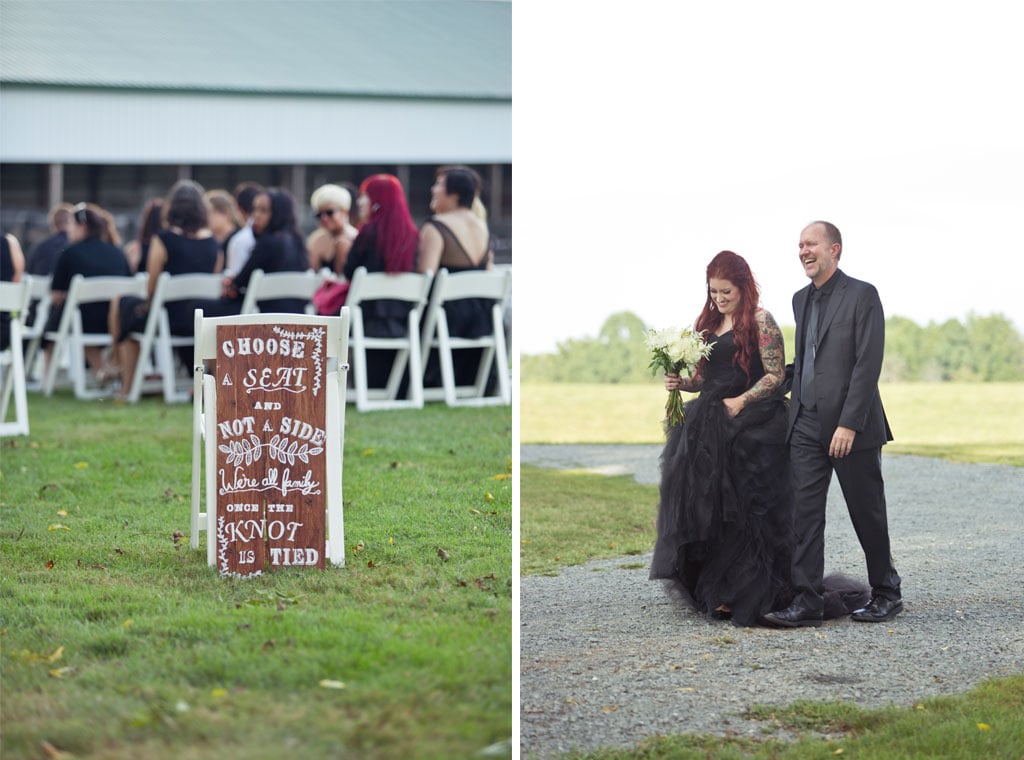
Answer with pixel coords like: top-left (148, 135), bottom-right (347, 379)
top-left (649, 332), bottom-right (868, 626)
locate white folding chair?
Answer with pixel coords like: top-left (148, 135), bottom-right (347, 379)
top-left (125, 271), bottom-right (223, 403)
top-left (0, 279), bottom-right (32, 436)
top-left (21, 274), bottom-right (51, 386)
top-left (420, 267), bottom-right (512, 407)
top-left (239, 269), bottom-right (324, 315)
top-left (345, 266), bottom-right (433, 412)
top-left (190, 308), bottom-right (350, 567)
top-left (42, 273), bottom-right (148, 398)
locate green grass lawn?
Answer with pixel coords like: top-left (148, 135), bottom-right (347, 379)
top-left (1, 393), bottom-right (512, 760)
top-left (521, 382), bottom-right (1024, 466)
top-left (520, 382), bottom-right (1024, 758)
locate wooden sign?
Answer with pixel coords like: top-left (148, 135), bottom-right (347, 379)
top-left (214, 323), bottom-right (328, 576)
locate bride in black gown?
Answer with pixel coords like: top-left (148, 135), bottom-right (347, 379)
top-left (649, 251), bottom-right (866, 626)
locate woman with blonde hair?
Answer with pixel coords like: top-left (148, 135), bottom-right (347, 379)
top-left (307, 183), bottom-right (359, 274)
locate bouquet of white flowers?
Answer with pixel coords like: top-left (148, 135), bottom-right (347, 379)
top-left (644, 325), bottom-right (715, 426)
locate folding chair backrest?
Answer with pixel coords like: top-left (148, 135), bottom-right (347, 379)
top-left (420, 267), bottom-right (512, 407)
top-left (0, 279), bottom-right (32, 435)
top-left (126, 271), bottom-right (224, 403)
top-left (20, 274), bottom-right (51, 382)
top-left (345, 266), bottom-right (433, 411)
top-left (42, 273), bottom-right (148, 397)
top-left (240, 269), bottom-right (323, 315)
top-left (190, 308), bottom-right (350, 569)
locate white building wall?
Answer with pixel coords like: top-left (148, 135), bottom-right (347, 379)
top-left (0, 89), bottom-right (511, 164)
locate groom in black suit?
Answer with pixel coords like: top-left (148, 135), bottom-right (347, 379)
top-left (764, 221), bottom-right (902, 627)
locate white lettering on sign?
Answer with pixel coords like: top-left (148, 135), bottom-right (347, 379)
top-left (220, 336), bottom-right (306, 359)
top-left (218, 466), bottom-right (321, 497)
top-left (220, 518), bottom-right (303, 544)
top-left (270, 547), bottom-right (320, 566)
top-left (243, 366), bottom-right (308, 394)
top-left (279, 417), bottom-right (326, 446)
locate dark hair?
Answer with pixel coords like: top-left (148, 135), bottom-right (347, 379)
top-left (234, 182), bottom-right (265, 215)
top-left (164, 180), bottom-right (207, 234)
top-left (811, 220), bottom-right (843, 258)
top-left (694, 250), bottom-right (761, 382)
top-left (258, 188), bottom-right (300, 236)
top-left (441, 168), bottom-right (478, 208)
top-left (138, 198), bottom-right (165, 245)
top-left (73, 202), bottom-right (121, 246)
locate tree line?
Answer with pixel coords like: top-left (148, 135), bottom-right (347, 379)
top-left (521, 311), bottom-right (1024, 383)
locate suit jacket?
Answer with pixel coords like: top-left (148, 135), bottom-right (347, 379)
top-left (788, 269), bottom-right (893, 449)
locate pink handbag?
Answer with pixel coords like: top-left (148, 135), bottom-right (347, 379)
top-left (312, 279), bottom-right (350, 316)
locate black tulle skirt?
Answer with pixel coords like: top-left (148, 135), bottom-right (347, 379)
top-left (649, 391), bottom-right (867, 626)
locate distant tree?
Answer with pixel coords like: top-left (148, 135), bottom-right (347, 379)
top-left (520, 311), bottom-right (1024, 383)
top-left (965, 313), bottom-right (1024, 380)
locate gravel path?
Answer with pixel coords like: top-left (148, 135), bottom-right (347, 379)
top-left (519, 445), bottom-right (1024, 758)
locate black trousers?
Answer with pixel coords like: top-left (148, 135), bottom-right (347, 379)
top-left (789, 406), bottom-right (901, 612)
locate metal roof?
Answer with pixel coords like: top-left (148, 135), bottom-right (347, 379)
top-left (0, 0), bottom-right (511, 101)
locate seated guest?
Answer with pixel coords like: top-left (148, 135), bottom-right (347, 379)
top-left (214, 188), bottom-right (309, 314)
top-left (204, 189), bottom-right (241, 259)
top-left (42, 203), bottom-right (131, 383)
top-left (418, 166), bottom-right (496, 387)
top-left (223, 181), bottom-right (263, 277)
top-left (123, 198), bottom-right (164, 274)
top-left (27, 203), bottom-right (74, 277)
top-left (1, 231), bottom-right (26, 351)
top-left (110, 180), bottom-right (222, 396)
top-left (343, 174), bottom-right (419, 388)
top-left (307, 183), bottom-right (359, 275)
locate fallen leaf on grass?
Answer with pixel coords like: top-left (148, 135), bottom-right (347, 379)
top-left (977, 723), bottom-right (991, 731)
top-left (319, 679), bottom-right (346, 689)
top-left (492, 473), bottom-right (511, 480)
top-left (49, 667), bottom-right (77, 679)
top-left (48, 524), bottom-right (71, 531)
top-left (367, 560), bottom-right (378, 568)
top-left (56, 509), bottom-right (68, 517)
top-left (39, 740), bottom-right (74, 759)
top-left (48, 646), bottom-right (64, 663)
top-left (211, 688), bottom-right (227, 698)
top-left (45, 560), bottom-right (55, 570)
top-left (484, 492), bottom-right (495, 502)
top-left (73, 462), bottom-right (89, 469)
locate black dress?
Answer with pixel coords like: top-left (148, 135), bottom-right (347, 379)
top-left (649, 331), bottom-right (870, 626)
top-left (650, 331), bottom-right (795, 626)
top-left (420, 218), bottom-right (494, 389)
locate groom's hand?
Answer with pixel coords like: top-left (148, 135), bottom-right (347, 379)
top-left (829, 426), bottom-right (856, 458)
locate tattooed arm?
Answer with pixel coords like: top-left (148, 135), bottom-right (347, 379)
top-left (723, 309), bottom-right (785, 416)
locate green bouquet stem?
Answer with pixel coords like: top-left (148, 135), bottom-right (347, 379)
top-left (665, 388), bottom-right (685, 427)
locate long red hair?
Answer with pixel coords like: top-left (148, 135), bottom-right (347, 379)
top-left (693, 250), bottom-right (761, 381)
top-left (359, 174), bottom-right (418, 273)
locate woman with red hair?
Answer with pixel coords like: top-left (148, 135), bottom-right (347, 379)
top-left (649, 251), bottom-right (867, 626)
top-left (342, 174), bottom-right (419, 387)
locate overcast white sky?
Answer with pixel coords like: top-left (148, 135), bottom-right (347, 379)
top-left (513, 2), bottom-right (1024, 354)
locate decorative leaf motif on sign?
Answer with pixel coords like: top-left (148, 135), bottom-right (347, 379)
top-left (219, 435), bottom-right (323, 466)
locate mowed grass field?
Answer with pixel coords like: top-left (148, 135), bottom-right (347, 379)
top-left (520, 382), bottom-right (1024, 466)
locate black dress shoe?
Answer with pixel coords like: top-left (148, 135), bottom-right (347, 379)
top-left (762, 604), bottom-right (823, 628)
top-left (851, 596), bottom-right (903, 622)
